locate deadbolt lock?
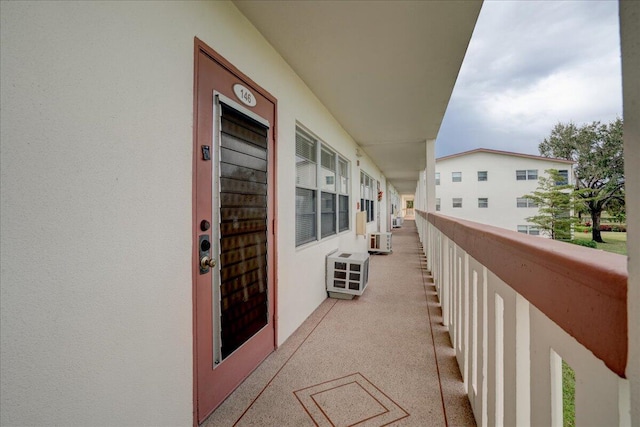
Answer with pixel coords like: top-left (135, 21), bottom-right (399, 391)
top-left (200, 256), bottom-right (216, 270)
top-left (198, 234), bottom-right (214, 274)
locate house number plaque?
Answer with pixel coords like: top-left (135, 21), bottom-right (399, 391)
top-left (233, 83), bottom-right (257, 107)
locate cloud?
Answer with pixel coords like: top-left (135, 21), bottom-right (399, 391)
top-left (437, 0), bottom-right (622, 157)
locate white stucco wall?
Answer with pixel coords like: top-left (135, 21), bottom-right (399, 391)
top-left (435, 151), bottom-right (573, 234)
top-left (620, 1), bottom-right (640, 423)
top-left (0, 1), bottom-right (385, 425)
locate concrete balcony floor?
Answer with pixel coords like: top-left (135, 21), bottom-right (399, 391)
top-left (203, 220), bottom-right (475, 426)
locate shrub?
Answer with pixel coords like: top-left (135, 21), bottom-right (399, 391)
top-left (611, 225), bottom-right (626, 232)
top-left (574, 225), bottom-right (592, 233)
top-left (599, 224), bottom-right (612, 232)
top-left (568, 239), bottom-right (597, 248)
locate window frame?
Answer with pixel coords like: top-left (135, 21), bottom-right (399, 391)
top-left (477, 171), bottom-right (488, 181)
top-left (518, 225), bottom-right (540, 235)
top-left (478, 198), bottom-right (488, 208)
top-left (295, 126), bottom-right (350, 247)
top-left (435, 172), bottom-right (440, 186)
top-left (516, 169), bottom-right (538, 180)
top-left (435, 198), bottom-right (441, 211)
top-left (452, 197), bottom-right (462, 208)
top-left (516, 197), bottom-right (538, 208)
top-left (556, 169), bottom-right (569, 185)
top-left (360, 170), bottom-right (375, 223)
top-left (452, 172), bottom-right (462, 182)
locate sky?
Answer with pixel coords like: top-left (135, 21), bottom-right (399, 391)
top-left (436, 0), bottom-right (623, 158)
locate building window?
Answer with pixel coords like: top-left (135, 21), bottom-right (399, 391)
top-left (452, 198), bottom-right (462, 208)
top-left (296, 127), bottom-right (350, 246)
top-left (436, 198), bottom-right (441, 211)
top-left (435, 172), bottom-right (440, 185)
top-left (516, 169), bottom-right (538, 181)
top-left (478, 198), bottom-right (488, 208)
top-left (516, 197), bottom-right (538, 208)
top-left (338, 158), bottom-right (349, 232)
top-left (517, 225), bottom-right (540, 235)
top-left (320, 146), bottom-right (336, 238)
top-left (478, 171), bottom-right (488, 181)
top-left (360, 171), bottom-right (375, 223)
top-left (556, 169), bottom-right (569, 185)
top-left (452, 172), bottom-right (462, 182)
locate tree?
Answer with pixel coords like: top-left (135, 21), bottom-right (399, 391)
top-left (524, 169), bottom-right (576, 240)
top-left (538, 119), bottom-right (624, 242)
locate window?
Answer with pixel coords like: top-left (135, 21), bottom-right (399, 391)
top-left (452, 198), bottom-right (462, 208)
top-left (295, 127), bottom-right (350, 246)
top-left (452, 172), bottom-right (462, 182)
top-left (517, 197), bottom-right (538, 208)
top-left (435, 172), bottom-right (440, 185)
top-left (360, 171), bottom-right (375, 222)
top-left (518, 225), bottom-right (540, 235)
top-left (478, 171), bottom-right (487, 181)
top-left (436, 198), bottom-right (441, 211)
top-left (556, 169), bottom-right (569, 185)
top-left (296, 129), bottom-right (317, 245)
top-left (338, 158), bottom-right (349, 232)
top-left (516, 169), bottom-right (538, 180)
top-left (478, 198), bottom-right (488, 208)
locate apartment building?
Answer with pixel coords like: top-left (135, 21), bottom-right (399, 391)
top-left (436, 148), bottom-right (575, 236)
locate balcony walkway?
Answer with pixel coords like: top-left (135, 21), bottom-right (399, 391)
top-left (203, 220), bottom-right (475, 426)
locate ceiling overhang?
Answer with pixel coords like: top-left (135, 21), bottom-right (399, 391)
top-left (234, 0), bottom-right (482, 194)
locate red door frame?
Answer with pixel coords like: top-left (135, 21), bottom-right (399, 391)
top-left (192, 37), bottom-right (278, 425)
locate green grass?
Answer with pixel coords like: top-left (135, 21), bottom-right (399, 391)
top-left (563, 360), bottom-right (576, 427)
top-left (596, 231), bottom-right (627, 255)
top-left (568, 231), bottom-right (627, 255)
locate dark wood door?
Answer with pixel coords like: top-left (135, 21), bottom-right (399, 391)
top-left (193, 41), bottom-right (276, 423)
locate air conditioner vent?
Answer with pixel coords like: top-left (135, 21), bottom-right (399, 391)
top-left (368, 232), bottom-right (392, 254)
top-left (326, 251), bottom-right (370, 298)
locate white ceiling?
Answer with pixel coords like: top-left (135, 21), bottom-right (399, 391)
top-left (234, 0), bottom-right (482, 194)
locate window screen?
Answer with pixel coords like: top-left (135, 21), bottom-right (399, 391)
top-left (360, 171), bottom-right (375, 222)
top-left (295, 126), bottom-right (350, 246)
top-left (557, 170), bottom-right (569, 185)
top-left (296, 130), bottom-right (316, 188)
top-left (296, 187), bottom-right (316, 245)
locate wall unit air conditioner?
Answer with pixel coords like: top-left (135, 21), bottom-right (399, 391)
top-left (326, 252), bottom-right (370, 299)
top-left (368, 232), bottom-right (392, 254)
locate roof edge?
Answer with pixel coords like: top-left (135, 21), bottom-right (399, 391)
top-left (436, 148), bottom-right (575, 164)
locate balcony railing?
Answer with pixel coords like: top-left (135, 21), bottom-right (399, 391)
top-left (415, 210), bottom-right (630, 426)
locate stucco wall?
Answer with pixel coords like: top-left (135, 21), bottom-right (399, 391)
top-left (0, 1), bottom-right (384, 425)
top-left (436, 152), bottom-right (573, 234)
top-left (620, 1), bottom-right (640, 424)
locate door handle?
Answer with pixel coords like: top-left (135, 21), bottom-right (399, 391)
top-left (200, 256), bottom-right (216, 270)
top-left (199, 234), bottom-right (215, 274)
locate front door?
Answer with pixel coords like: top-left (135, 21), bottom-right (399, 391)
top-left (193, 40), bottom-right (276, 423)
